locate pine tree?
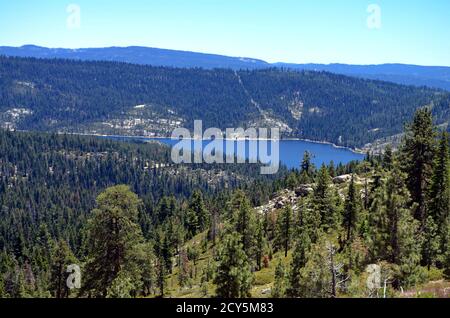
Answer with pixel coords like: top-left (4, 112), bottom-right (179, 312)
top-left (286, 231), bottom-right (310, 297)
top-left (429, 131), bottom-right (450, 259)
top-left (367, 179), bottom-right (388, 261)
top-left (161, 233), bottom-right (174, 273)
top-left (444, 225), bottom-right (450, 277)
top-left (210, 206), bottom-right (220, 246)
top-left (0, 252), bottom-right (18, 297)
top-left (300, 197), bottom-right (321, 244)
top-left (0, 275), bottom-right (8, 298)
top-left (187, 190), bottom-right (209, 236)
top-left (200, 267), bottom-right (209, 297)
top-left (106, 271), bottom-right (135, 298)
top-left (186, 208), bottom-right (200, 238)
top-left (275, 206), bottom-right (293, 257)
top-left (397, 206), bottom-right (423, 288)
top-left (328, 161), bottom-right (336, 178)
top-left (187, 245), bottom-right (200, 267)
top-left (137, 243), bottom-right (157, 296)
top-left (313, 164), bottom-right (339, 230)
top-left (343, 175), bottom-right (359, 244)
top-left (214, 233), bottom-right (253, 298)
top-left (187, 245), bottom-right (200, 279)
top-left (401, 108), bottom-right (436, 225)
top-left (230, 191), bottom-right (257, 261)
top-left (382, 145), bottom-right (393, 171)
top-left (49, 240), bottom-right (77, 298)
top-left (255, 218), bottom-right (266, 270)
top-left (272, 261), bottom-right (286, 298)
top-left (384, 163), bottom-right (411, 264)
top-left (370, 161), bottom-right (424, 288)
top-left (157, 255), bottom-right (167, 297)
top-left (157, 196), bottom-right (177, 224)
top-left (285, 172), bottom-right (298, 190)
top-left (422, 216), bottom-right (440, 270)
top-left (299, 151), bottom-right (315, 183)
top-left (81, 185), bottom-right (144, 297)
top-left (178, 249), bottom-right (191, 288)
top-left (153, 227), bottom-right (174, 273)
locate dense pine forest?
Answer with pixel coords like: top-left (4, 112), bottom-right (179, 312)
top-left (0, 108), bottom-right (448, 298)
top-left (0, 131), bottom-right (283, 297)
top-left (1, 56), bottom-right (449, 147)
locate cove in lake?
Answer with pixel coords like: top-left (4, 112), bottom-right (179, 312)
top-left (129, 137), bottom-right (364, 170)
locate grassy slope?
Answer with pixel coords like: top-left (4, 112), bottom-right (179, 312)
top-left (165, 231), bottom-right (449, 298)
top-left (165, 230), bottom-right (293, 298)
top-left (163, 171), bottom-right (449, 299)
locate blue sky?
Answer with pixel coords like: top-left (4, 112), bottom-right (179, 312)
top-left (1, 0), bottom-right (449, 66)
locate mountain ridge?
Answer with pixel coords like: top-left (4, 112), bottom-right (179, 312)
top-left (1, 55), bottom-right (449, 148)
top-left (1, 45), bottom-right (450, 91)
top-left (0, 44), bottom-right (270, 69)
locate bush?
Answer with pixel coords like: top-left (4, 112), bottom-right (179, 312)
top-left (427, 267), bottom-right (444, 281)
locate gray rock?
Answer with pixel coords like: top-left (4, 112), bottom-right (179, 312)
top-left (295, 185), bottom-right (313, 197)
top-left (333, 174), bottom-right (353, 184)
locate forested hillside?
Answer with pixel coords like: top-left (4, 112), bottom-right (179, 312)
top-left (0, 130), bottom-right (282, 297)
top-left (160, 109), bottom-right (450, 298)
top-left (1, 56), bottom-right (449, 148)
top-left (2, 46), bottom-right (450, 91)
top-left (275, 63), bottom-right (450, 91)
top-left (0, 109), bottom-right (448, 298)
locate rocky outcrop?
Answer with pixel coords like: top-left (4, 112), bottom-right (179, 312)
top-left (255, 185), bottom-right (313, 215)
top-left (333, 174), bottom-right (353, 184)
top-left (295, 185), bottom-right (314, 197)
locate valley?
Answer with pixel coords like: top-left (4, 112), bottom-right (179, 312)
top-left (0, 109), bottom-right (448, 299)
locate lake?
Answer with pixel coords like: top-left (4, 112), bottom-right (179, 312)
top-left (142, 138), bottom-right (364, 170)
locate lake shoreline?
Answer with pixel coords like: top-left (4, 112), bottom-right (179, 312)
top-left (68, 132), bottom-right (366, 155)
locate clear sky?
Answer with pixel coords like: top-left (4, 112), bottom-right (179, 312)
top-left (1, 0), bottom-right (449, 66)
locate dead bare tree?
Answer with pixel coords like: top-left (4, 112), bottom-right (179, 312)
top-left (326, 241), bottom-right (349, 298)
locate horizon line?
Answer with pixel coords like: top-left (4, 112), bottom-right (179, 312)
top-left (2, 44), bottom-right (450, 68)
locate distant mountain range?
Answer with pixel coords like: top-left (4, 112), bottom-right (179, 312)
top-left (275, 63), bottom-right (450, 92)
top-left (0, 45), bottom-right (269, 69)
top-left (1, 45), bottom-right (450, 91)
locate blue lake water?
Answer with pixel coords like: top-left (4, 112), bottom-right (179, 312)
top-left (145, 138), bottom-right (364, 170)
